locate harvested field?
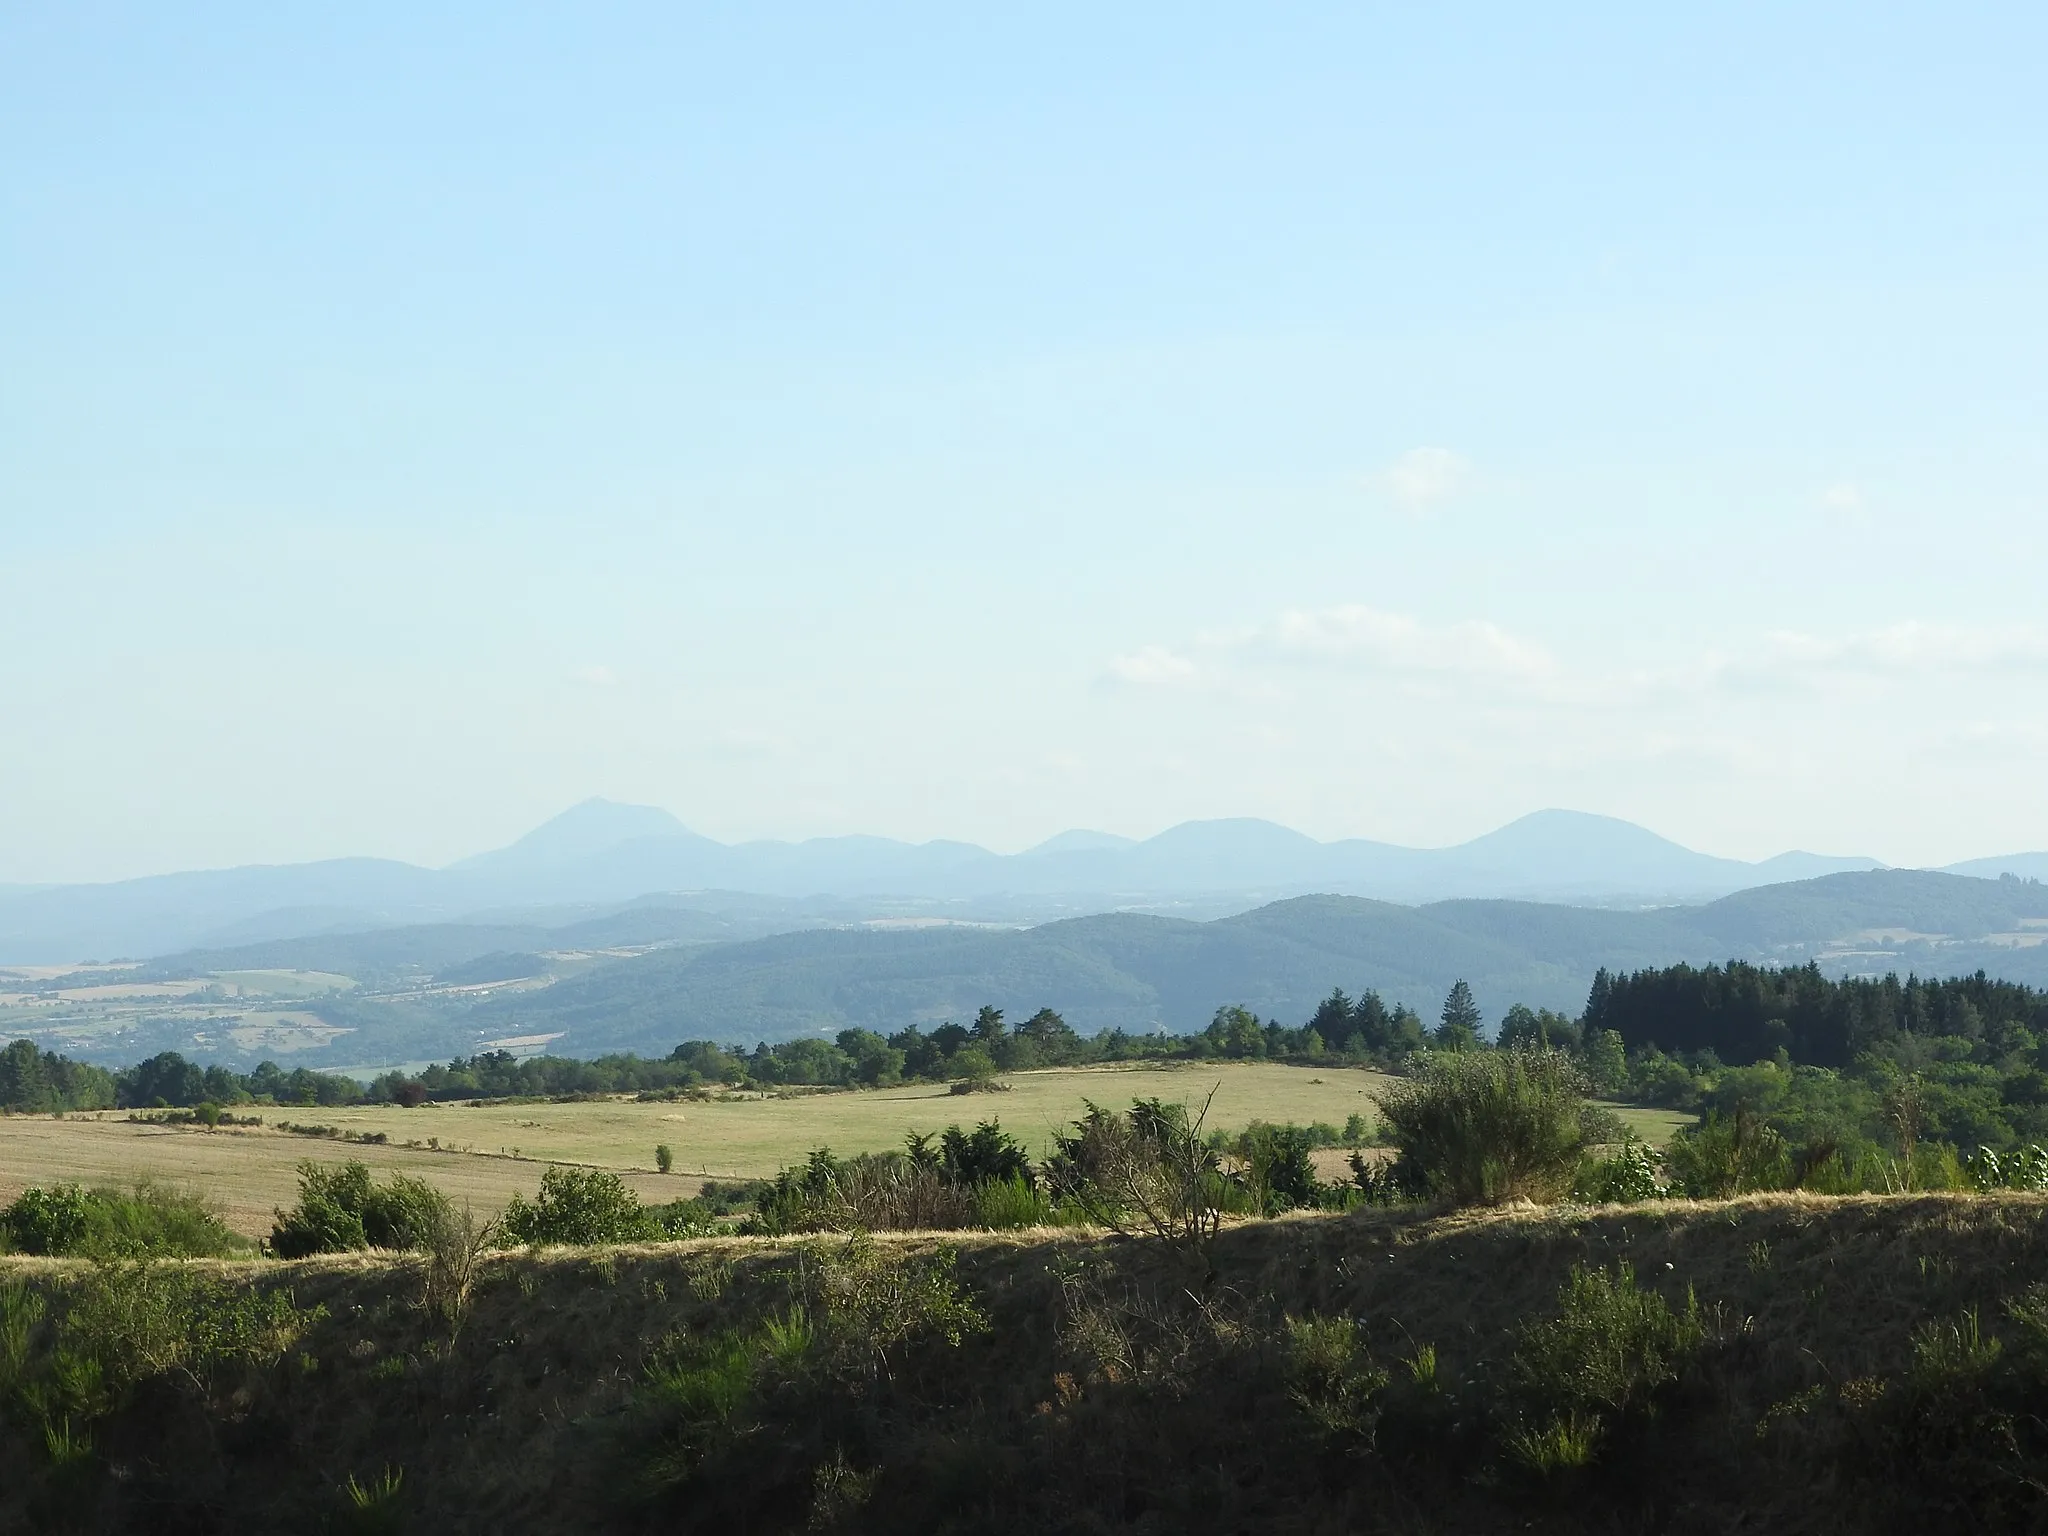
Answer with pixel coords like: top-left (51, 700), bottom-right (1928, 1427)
top-left (0, 1061), bottom-right (1690, 1235)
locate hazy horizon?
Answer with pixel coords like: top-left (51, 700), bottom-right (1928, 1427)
top-left (5, 797), bottom-right (2038, 891)
top-left (7, 6), bottom-right (2047, 884)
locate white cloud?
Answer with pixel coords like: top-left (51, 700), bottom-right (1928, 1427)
top-left (571, 664), bottom-right (618, 687)
top-left (1254, 605), bottom-right (1555, 682)
top-left (1821, 482), bottom-right (1862, 510)
top-left (1105, 645), bottom-right (1200, 687)
top-left (1108, 605), bottom-right (1555, 696)
top-left (1765, 622), bottom-right (2048, 677)
top-left (1381, 446), bottom-right (1474, 511)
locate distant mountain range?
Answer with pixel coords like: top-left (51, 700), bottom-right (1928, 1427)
top-left (11, 867), bottom-right (2048, 1070)
top-left (0, 798), bottom-right (2042, 966)
top-left (456, 869), bottom-right (2048, 1052)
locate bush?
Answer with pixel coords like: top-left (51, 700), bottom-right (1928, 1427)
top-left (913, 1121), bottom-right (1035, 1189)
top-left (969, 1173), bottom-right (1057, 1229)
top-left (750, 1150), bottom-right (973, 1235)
top-left (1662, 1110), bottom-right (1790, 1198)
top-left (1285, 1315), bottom-right (1389, 1439)
top-left (1967, 1143), bottom-right (2048, 1191)
top-left (645, 1199), bottom-right (733, 1240)
top-left (500, 1166), bottom-right (658, 1246)
top-left (1235, 1123), bottom-right (1326, 1212)
top-left (269, 1161), bottom-right (452, 1257)
top-left (654, 1143), bottom-right (675, 1175)
top-left (1, 1259), bottom-right (323, 1472)
top-left (1, 1182), bottom-right (245, 1258)
top-left (1372, 1050), bottom-right (1593, 1206)
top-left (1506, 1263), bottom-right (1704, 1473)
top-left (1572, 1141), bottom-right (1671, 1204)
top-left (1046, 1096), bottom-right (1230, 1265)
top-left (633, 1231), bottom-right (987, 1501)
top-left (754, 1125), bottom-right (1063, 1235)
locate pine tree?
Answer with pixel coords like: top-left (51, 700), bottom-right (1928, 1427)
top-left (1436, 980), bottom-right (1482, 1051)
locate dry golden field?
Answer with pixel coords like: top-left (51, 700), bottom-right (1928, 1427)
top-left (0, 1060), bottom-right (1692, 1236)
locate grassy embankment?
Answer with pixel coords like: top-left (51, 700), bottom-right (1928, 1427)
top-left (3, 1193), bottom-right (2046, 1532)
top-left (0, 1061), bottom-right (1692, 1235)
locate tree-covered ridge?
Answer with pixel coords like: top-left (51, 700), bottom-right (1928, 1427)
top-left (1587, 961), bottom-right (2048, 1068)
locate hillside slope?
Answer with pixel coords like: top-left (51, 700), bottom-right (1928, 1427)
top-left (7, 1195), bottom-right (2048, 1533)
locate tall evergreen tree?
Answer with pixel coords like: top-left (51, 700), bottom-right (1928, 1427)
top-left (1436, 980), bottom-right (1482, 1051)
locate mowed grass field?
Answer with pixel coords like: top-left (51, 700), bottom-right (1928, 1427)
top-left (0, 1061), bottom-right (1693, 1236)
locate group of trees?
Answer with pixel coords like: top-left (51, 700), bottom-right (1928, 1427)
top-left (0, 1041), bottom-right (370, 1114)
top-left (1586, 961), bottom-right (2048, 1068)
top-left (0, 1038), bottom-right (117, 1112)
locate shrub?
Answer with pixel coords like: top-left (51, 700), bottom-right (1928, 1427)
top-left (1285, 1315), bottom-right (1389, 1439)
top-left (1572, 1140), bottom-right (1671, 1204)
top-left (1, 1182), bottom-right (245, 1259)
top-left (693, 1179), bottom-right (767, 1217)
top-left (1234, 1123), bottom-right (1325, 1212)
top-left (339, 1466), bottom-right (407, 1535)
top-left (1663, 1110), bottom-right (1790, 1198)
top-left (268, 1160), bottom-right (452, 1257)
top-left (646, 1199), bottom-right (733, 1239)
top-left (915, 1121), bottom-right (1034, 1189)
top-left (970, 1173), bottom-right (1056, 1229)
top-left (1347, 1150), bottom-right (1424, 1206)
top-left (417, 1203), bottom-right (498, 1336)
top-left (797, 1230), bottom-right (989, 1376)
top-left (949, 1047), bottom-right (1001, 1089)
top-left (750, 1150), bottom-right (973, 1235)
top-left (654, 1143), bottom-right (675, 1174)
top-left (1507, 1262), bottom-right (1704, 1471)
top-left (500, 1166), bottom-right (658, 1246)
top-left (1372, 1049), bottom-right (1592, 1206)
top-left (5, 1258), bottom-right (322, 1459)
top-left (634, 1232), bottom-right (987, 1499)
top-left (1969, 1143), bottom-right (2048, 1191)
top-left (1046, 1096), bottom-right (1229, 1266)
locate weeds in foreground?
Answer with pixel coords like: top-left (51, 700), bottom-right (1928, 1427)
top-left (631, 1229), bottom-right (989, 1508)
top-left (340, 1465), bottom-right (407, 1534)
top-left (1506, 1263), bottom-right (1705, 1476)
top-left (1285, 1315), bottom-right (1389, 1438)
top-left (417, 1202), bottom-right (498, 1337)
top-left (0, 1260), bottom-right (323, 1504)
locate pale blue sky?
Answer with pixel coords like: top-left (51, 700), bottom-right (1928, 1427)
top-left (5, 4), bottom-right (2046, 882)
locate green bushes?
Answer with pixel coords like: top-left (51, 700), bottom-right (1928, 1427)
top-left (1047, 1097), bottom-right (1236, 1255)
top-left (0, 1182), bottom-right (246, 1258)
top-left (754, 1121), bottom-right (1074, 1235)
top-left (1511, 1263), bottom-right (1704, 1421)
top-left (1284, 1315), bottom-right (1389, 1438)
top-left (1572, 1140), bottom-right (1671, 1203)
top-left (1967, 1143), bottom-right (2048, 1191)
top-left (1373, 1049), bottom-right (1594, 1206)
top-left (634, 1231), bottom-right (988, 1506)
top-left (268, 1160), bottom-right (452, 1257)
top-left (1662, 1110), bottom-right (1791, 1197)
top-left (0, 1261), bottom-right (321, 1492)
top-left (500, 1166), bottom-right (660, 1245)
top-left (752, 1149), bottom-right (973, 1235)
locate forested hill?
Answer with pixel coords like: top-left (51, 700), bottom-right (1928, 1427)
top-left (465, 871), bottom-right (2048, 1054)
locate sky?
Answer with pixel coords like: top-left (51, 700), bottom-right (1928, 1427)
top-left (4, 3), bottom-right (2047, 883)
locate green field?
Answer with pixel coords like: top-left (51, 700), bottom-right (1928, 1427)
top-left (0, 1060), bottom-right (1693, 1236)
